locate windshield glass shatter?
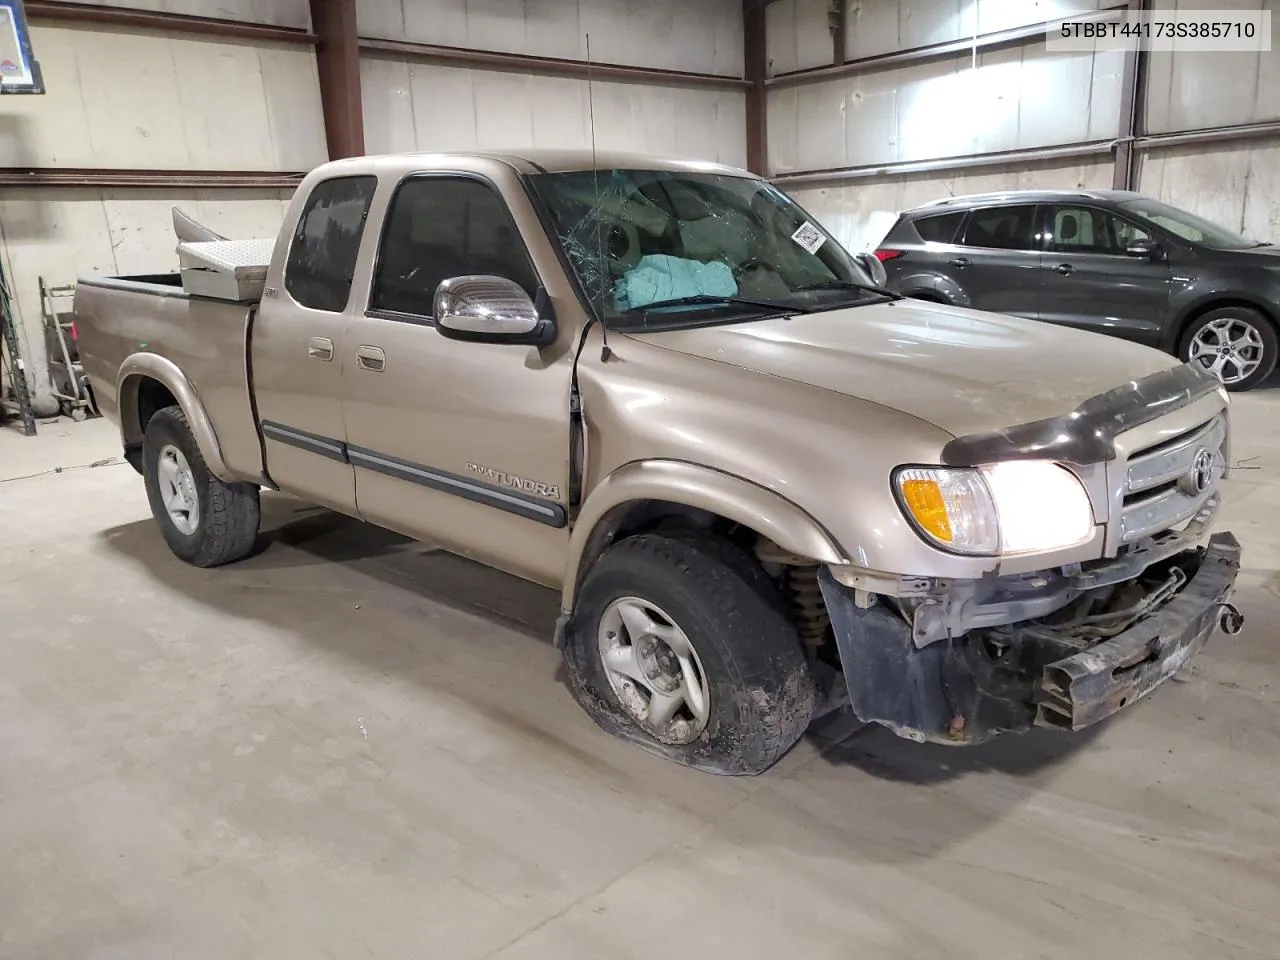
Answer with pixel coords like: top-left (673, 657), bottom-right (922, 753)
top-left (530, 168), bottom-right (884, 330)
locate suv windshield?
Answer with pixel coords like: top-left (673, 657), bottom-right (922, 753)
top-left (529, 169), bottom-right (884, 329)
top-left (1119, 197), bottom-right (1259, 250)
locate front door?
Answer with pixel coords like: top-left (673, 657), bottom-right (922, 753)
top-left (340, 173), bottom-right (574, 587)
top-left (951, 203), bottom-right (1043, 317)
top-left (1037, 203), bottom-right (1172, 346)
top-left (250, 174), bottom-right (378, 512)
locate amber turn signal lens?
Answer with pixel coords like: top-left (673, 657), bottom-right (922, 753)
top-left (899, 478), bottom-right (953, 542)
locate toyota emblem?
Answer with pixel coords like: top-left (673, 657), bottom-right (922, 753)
top-left (1189, 448), bottom-right (1215, 494)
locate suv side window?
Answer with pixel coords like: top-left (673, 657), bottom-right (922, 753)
top-left (960, 204), bottom-right (1038, 251)
top-left (1046, 205), bottom-right (1153, 255)
top-left (369, 176), bottom-right (539, 318)
top-left (284, 175), bottom-right (378, 312)
top-left (913, 211), bottom-right (965, 243)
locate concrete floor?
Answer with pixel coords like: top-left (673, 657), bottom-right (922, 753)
top-left (1, 392), bottom-right (1278, 960)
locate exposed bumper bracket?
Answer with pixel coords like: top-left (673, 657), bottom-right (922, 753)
top-left (819, 532), bottom-right (1242, 745)
top-left (1034, 533), bottom-right (1241, 731)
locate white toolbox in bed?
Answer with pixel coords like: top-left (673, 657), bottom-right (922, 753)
top-left (177, 238), bottom-right (275, 301)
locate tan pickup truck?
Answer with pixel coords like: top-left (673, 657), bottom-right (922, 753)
top-left (75, 151), bottom-right (1243, 774)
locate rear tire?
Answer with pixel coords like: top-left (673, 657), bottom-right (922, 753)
top-left (1179, 306), bottom-right (1278, 392)
top-left (142, 406), bottom-right (260, 567)
top-left (563, 533), bottom-right (815, 775)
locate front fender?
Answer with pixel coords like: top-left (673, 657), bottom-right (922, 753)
top-left (561, 459), bottom-right (849, 612)
top-left (116, 353), bottom-right (234, 482)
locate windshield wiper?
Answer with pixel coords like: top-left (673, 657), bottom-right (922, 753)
top-left (624, 294), bottom-right (808, 314)
top-left (792, 279), bottom-right (901, 301)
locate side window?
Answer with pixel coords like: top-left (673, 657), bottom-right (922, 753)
top-left (284, 176), bottom-right (377, 312)
top-left (914, 211), bottom-right (964, 243)
top-left (960, 205), bottom-right (1038, 251)
top-left (369, 177), bottom-right (539, 318)
top-left (1047, 205), bottom-right (1153, 255)
top-left (1110, 214), bottom-right (1154, 250)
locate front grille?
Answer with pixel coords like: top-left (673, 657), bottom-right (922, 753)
top-left (1119, 413), bottom-right (1226, 543)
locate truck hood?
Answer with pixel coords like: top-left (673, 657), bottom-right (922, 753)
top-left (632, 299), bottom-right (1179, 438)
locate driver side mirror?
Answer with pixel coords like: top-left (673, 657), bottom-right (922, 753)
top-left (434, 276), bottom-right (556, 347)
top-left (1125, 238), bottom-right (1165, 261)
top-left (854, 251), bottom-right (888, 287)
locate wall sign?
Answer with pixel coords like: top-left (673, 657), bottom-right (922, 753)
top-left (0, 1), bottom-right (43, 95)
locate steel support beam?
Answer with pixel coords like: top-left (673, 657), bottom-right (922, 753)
top-left (1112, 0), bottom-right (1146, 190)
top-left (1136, 120), bottom-right (1280, 151)
top-left (830, 0), bottom-right (846, 66)
top-left (359, 38), bottom-right (748, 91)
top-left (311, 0), bottom-right (364, 160)
top-left (0, 168), bottom-right (305, 188)
top-left (770, 5), bottom-right (1124, 89)
top-left (24, 0), bottom-right (316, 45)
top-left (772, 141), bottom-right (1116, 188)
top-left (744, 0), bottom-right (769, 175)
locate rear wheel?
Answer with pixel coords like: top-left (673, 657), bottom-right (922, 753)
top-left (142, 406), bottom-right (260, 567)
top-left (1180, 306), bottom-right (1277, 391)
top-left (563, 533), bottom-right (815, 775)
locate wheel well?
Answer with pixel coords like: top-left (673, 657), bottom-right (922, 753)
top-left (119, 376), bottom-right (177, 473)
top-left (576, 499), bottom-right (832, 652)
top-left (1175, 298), bottom-right (1279, 352)
top-left (906, 291), bottom-right (946, 303)
top-left (136, 377), bottom-right (178, 432)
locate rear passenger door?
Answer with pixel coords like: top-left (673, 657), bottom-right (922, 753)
top-left (952, 204), bottom-right (1042, 317)
top-left (1037, 204), bottom-right (1171, 346)
top-left (252, 174), bottom-right (377, 513)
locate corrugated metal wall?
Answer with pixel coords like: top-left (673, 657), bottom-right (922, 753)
top-left (70, 0), bottom-right (310, 27)
top-left (768, 45), bottom-right (1121, 175)
top-left (361, 59), bottom-right (747, 165)
top-left (775, 0), bottom-right (1280, 254)
top-left (359, 0), bottom-right (744, 75)
top-left (357, 0), bottom-right (747, 164)
top-left (1, 9), bottom-right (325, 415)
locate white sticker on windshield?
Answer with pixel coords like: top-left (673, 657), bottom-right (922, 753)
top-left (791, 221), bottom-right (826, 254)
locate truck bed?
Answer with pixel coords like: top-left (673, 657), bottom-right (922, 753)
top-left (74, 274), bottom-right (266, 482)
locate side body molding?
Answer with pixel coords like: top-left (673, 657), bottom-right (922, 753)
top-left (116, 353), bottom-right (234, 482)
top-left (562, 459), bottom-right (849, 612)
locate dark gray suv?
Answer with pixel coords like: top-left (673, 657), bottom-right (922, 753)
top-left (875, 189), bottom-right (1280, 390)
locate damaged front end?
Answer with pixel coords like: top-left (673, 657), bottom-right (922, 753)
top-left (817, 519), bottom-right (1243, 745)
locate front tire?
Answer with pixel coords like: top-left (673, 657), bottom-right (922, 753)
top-left (1180, 306), bottom-right (1278, 391)
top-left (563, 533), bottom-right (816, 775)
top-left (142, 406), bottom-right (260, 567)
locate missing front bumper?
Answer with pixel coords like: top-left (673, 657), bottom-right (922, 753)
top-left (818, 532), bottom-right (1242, 745)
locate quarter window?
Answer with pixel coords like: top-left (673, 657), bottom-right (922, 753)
top-left (284, 176), bottom-right (377, 313)
top-left (960, 205), bottom-right (1038, 251)
top-left (914, 211), bottom-right (964, 243)
top-left (370, 177), bottom-right (539, 318)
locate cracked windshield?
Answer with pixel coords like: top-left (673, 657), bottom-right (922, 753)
top-left (529, 168), bottom-right (890, 329)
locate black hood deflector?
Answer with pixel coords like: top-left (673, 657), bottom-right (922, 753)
top-left (940, 363), bottom-right (1220, 467)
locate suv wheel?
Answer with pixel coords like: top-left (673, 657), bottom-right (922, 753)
top-left (142, 406), bottom-right (261, 567)
top-left (1180, 306), bottom-right (1278, 391)
top-left (563, 533), bottom-right (816, 775)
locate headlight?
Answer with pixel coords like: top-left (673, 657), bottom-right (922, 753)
top-left (894, 461), bottom-right (1095, 556)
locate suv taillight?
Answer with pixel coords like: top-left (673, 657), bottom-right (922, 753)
top-left (873, 249), bottom-right (904, 262)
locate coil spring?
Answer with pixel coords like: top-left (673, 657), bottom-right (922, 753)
top-left (786, 565), bottom-right (830, 648)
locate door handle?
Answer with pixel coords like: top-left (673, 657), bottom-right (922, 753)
top-left (355, 345), bottom-right (386, 372)
top-left (949, 256), bottom-right (969, 268)
top-left (308, 337), bottom-right (334, 361)
top-left (1056, 263), bottom-right (1074, 275)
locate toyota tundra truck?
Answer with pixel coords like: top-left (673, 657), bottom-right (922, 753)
top-left (73, 151), bottom-right (1244, 774)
